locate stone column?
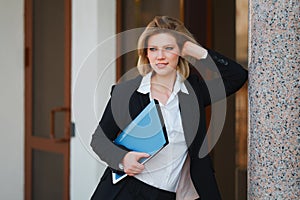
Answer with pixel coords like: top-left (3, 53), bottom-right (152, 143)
top-left (248, 0), bottom-right (299, 199)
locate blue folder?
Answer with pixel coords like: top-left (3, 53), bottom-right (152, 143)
top-left (112, 99), bottom-right (169, 184)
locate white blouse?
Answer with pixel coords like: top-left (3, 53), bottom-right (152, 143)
top-left (135, 72), bottom-right (189, 192)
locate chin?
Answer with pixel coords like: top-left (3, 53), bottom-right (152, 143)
top-left (155, 71), bottom-right (175, 78)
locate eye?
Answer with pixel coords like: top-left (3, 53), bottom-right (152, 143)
top-left (148, 47), bottom-right (157, 51)
top-left (165, 46), bottom-right (174, 51)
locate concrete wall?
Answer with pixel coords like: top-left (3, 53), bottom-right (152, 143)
top-left (71, 0), bottom-right (116, 199)
top-left (0, 0), bottom-right (24, 199)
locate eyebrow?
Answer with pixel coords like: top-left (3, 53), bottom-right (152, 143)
top-left (147, 44), bottom-right (175, 48)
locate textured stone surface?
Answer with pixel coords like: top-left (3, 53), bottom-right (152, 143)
top-left (248, 0), bottom-right (300, 199)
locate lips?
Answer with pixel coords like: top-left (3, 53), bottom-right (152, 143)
top-left (156, 62), bottom-right (168, 68)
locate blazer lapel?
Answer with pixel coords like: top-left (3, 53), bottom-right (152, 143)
top-left (178, 81), bottom-right (200, 149)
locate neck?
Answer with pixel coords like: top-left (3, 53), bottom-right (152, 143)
top-left (151, 71), bottom-right (177, 92)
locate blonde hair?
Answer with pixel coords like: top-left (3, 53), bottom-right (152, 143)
top-left (137, 16), bottom-right (198, 79)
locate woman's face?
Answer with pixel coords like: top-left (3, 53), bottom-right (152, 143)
top-left (147, 33), bottom-right (180, 77)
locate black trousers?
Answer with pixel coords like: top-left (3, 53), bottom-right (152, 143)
top-left (90, 168), bottom-right (200, 200)
top-left (115, 177), bottom-right (176, 200)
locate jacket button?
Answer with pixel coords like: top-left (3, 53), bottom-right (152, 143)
top-left (219, 59), bottom-right (228, 66)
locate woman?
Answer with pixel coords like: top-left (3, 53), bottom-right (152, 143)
top-left (90, 16), bottom-right (248, 200)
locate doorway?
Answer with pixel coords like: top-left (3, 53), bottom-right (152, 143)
top-left (116, 0), bottom-right (248, 199)
top-left (24, 0), bottom-right (71, 199)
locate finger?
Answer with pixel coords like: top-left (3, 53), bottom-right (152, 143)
top-left (124, 162), bottom-right (144, 171)
top-left (136, 152), bottom-right (150, 160)
top-left (122, 151), bottom-right (148, 171)
top-left (124, 167), bottom-right (143, 176)
top-left (134, 163), bottom-right (145, 170)
top-left (127, 163), bottom-right (144, 171)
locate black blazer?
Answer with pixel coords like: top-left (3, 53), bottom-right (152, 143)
top-left (90, 49), bottom-right (248, 200)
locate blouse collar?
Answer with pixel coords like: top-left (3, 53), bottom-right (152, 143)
top-left (137, 71), bottom-right (189, 95)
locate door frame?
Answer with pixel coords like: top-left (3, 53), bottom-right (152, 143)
top-left (115, 0), bottom-right (212, 80)
top-left (24, 0), bottom-right (72, 199)
top-left (115, 0), bottom-right (185, 80)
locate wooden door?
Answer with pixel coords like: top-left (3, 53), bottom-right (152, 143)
top-left (24, 0), bottom-right (71, 199)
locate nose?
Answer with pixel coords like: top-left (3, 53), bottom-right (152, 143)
top-left (157, 49), bottom-right (165, 59)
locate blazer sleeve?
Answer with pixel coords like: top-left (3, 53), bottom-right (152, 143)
top-left (189, 48), bottom-right (248, 106)
top-left (90, 87), bottom-right (128, 171)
